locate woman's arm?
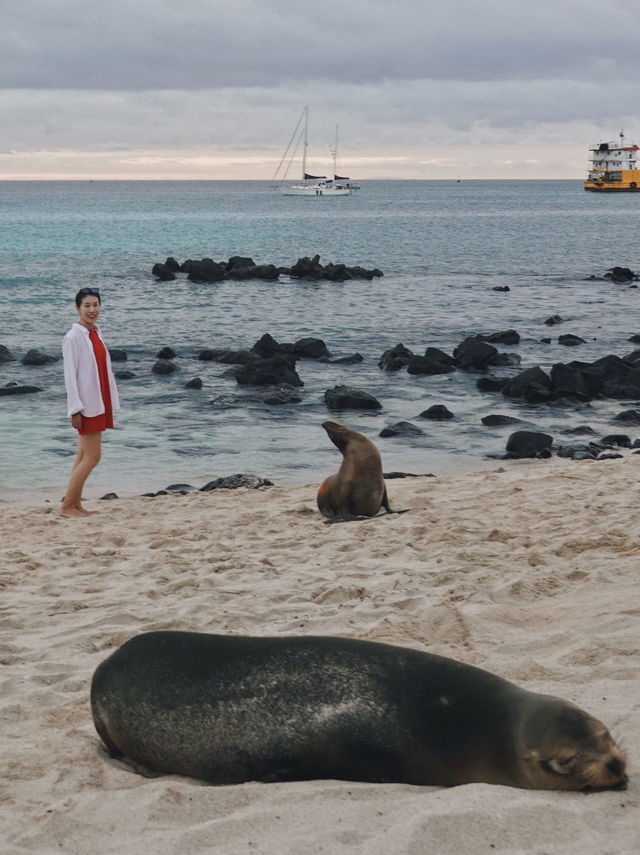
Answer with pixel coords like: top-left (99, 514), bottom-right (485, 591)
top-left (62, 335), bottom-right (84, 417)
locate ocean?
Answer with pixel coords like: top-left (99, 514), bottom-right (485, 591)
top-left (1, 179), bottom-right (638, 504)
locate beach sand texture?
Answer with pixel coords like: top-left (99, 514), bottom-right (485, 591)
top-left (1, 456), bottom-right (639, 854)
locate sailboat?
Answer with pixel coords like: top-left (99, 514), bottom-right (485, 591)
top-left (273, 107), bottom-right (354, 197)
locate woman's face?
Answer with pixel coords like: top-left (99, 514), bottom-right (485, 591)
top-left (77, 295), bottom-right (101, 328)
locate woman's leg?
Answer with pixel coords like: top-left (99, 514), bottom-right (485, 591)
top-left (60, 432), bottom-right (103, 517)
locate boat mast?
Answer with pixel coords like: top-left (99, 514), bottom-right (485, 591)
top-left (333, 125), bottom-right (338, 179)
top-left (302, 106), bottom-right (309, 180)
top-left (271, 107), bottom-right (307, 183)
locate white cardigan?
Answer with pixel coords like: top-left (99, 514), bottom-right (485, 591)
top-left (62, 323), bottom-right (121, 418)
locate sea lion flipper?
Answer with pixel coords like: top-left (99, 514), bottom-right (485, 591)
top-left (381, 486), bottom-right (391, 512)
top-left (323, 513), bottom-right (371, 525)
top-left (381, 485), bottom-right (409, 515)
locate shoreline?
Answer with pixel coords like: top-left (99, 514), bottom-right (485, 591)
top-left (0, 454), bottom-right (578, 510)
top-left (2, 447), bottom-right (637, 510)
top-left (1, 454), bottom-right (638, 853)
top-left (0, 446), bottom-right (506, 509)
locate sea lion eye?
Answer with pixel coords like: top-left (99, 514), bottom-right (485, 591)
top-left (546, 755), bottom-right (579, 776)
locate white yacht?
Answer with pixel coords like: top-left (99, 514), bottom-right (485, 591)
top-left (274, 108), bottom-right (354, 197)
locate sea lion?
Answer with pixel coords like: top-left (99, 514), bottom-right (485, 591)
top-left (91, 632), bottom-right (627, 791)
top-left (318, 420), bottom-right (391, 519)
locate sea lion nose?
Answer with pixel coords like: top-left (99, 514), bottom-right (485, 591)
top-left (606, 756), bottom-right (625, 779)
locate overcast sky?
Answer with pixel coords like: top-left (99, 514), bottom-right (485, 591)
top-left (2, 0), bottom-right (640, 179)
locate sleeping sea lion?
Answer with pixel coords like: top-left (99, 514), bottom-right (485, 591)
top-left (91, 631), bottom-right (627, 791)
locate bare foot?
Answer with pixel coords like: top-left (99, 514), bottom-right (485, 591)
top-left (59, 506), bottom-right (91, 518)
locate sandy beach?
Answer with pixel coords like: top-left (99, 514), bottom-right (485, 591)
top-left (1, 455), bottom-right (639, 854)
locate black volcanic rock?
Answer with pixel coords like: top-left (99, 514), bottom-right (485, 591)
top-left (379, 343), bottom-right (414, 371)
top-left (108, 348), bottom-right (127, 362)
top-left (562, 360), bottom-right (606, 396)
top-left (157, 346), bottom-right (176, 360)
top-left (183, 258), bottom-right (226, 283)
top-left (251, 333), bottom-right (291, 359)
top-left (0, 382), bottom-right (42, 396)
top-left (263, 385), bottom-right (302, 405)
top-left (505, 430), bottom-right (553, 459)
top-left (379, 421), bottom-right (425, 438)
top-left (198, 348), bottom-right (225, 361)
top-left (480, 329), bottom-right (521, 345)
top-left (490, 352), bottom-right (521, 367)
top-left (408, 347), bottom-right (456, 376)
top-left (152, 262), bottom-right (177, 281)
top-left (200, 474), bottom-right (274, 490)
top-left (293, 337), bottom-right (330, 359)
top-left (227, 261), bottom-right (280, 281)
top-left (558, 334), bottom-right (586, 347)
top-left (603, 372), bottom-right (640, 399)
top-left (614, 408), bottom-right (640, 425)
top-left (226, 256), bottom-right (255, 271)
top-left (565, 425), bottom-right (596, 435)
top-left (155, 255), bottom-right (380, 283)
top-left (420, 404), bottom-right (454, 420)
top-left (0, 345), bottom-right (16, 362)
top-left (550, 363), bottom-right (592, 401)
top-left (324, 385), bottom-right (382, 410)
top-left (21, 349), bottom-right (56, 366)
top-left (556, 443), bottom-right (598, 460)
top-left (152, 358), bottom-right (177, 375)
top-left (236, 354), bottom-right (303, 387)
top-left (481, 414), bottom-right (524, 426)
top-left (217, 349), bottom-right (261, 365)
top-left (601, 434), bottom-right (632, 447)
top-left (604, 266), bottom-right (638, 283)
top-left (289, 254), bottom-right (383, 281)
top-left (453, 337), bottom-right (498, 370)
top-left (502, 367), bottom-right (553, 402)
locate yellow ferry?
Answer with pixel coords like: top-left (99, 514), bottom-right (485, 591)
top-left (584, 131), bottom-right (640, 191)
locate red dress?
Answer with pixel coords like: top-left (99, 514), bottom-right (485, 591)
top-left (78, 328), bottom-right (114, 435)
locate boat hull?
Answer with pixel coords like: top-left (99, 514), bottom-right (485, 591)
top-left (584, 161), bottom-right (640, 192)
top-left (584, 182), bottom-right (640, 191)
top-left (281, 184), bottom-right (351, 197)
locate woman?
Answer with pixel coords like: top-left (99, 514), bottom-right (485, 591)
top-left (60, 288), bottom-right (120, 517)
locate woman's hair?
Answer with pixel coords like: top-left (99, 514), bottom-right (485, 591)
top-left (75, 287), bottom-right (101, 306)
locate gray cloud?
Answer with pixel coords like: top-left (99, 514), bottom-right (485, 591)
top-left (3, 0), bottom-right (640, 89)
top-left (2, 1), bottom-right (640, 178)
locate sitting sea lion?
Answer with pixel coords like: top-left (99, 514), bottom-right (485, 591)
top-left (91, 631), bottom-right (627, 791)
top-left (317, 420), bottom-right (392, 519)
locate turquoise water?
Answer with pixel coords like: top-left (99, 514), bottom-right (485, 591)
top-left (1, 180), bottom-right (639, 503)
